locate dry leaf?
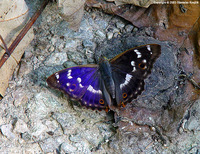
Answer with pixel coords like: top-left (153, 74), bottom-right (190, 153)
top-left (58, 0), bottom-right (86, 31)
top-left (0, 0), bottom-right (34, 97)
top-left (86, 0), bottom-right (199, 48)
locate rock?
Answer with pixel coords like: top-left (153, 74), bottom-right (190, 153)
top-left (125, 24), bottom-right (134, 32)
top-left (44, 52), bottom-right (68, 66)
top-left (186, 117), bottom-right (199, 131)
top-left (39, 138), bottom-right (58, 153)
top-left (107, 32), bottom-right (113, 40)
top-left (116, 21), bottom-right (125, 29)
top-left (13, 119), bottom-right (29, 133)
top-left (82, 40), bottom-right (95, 48)
top-left (0, 124), bottom-right (16, 140)
top-left (96, 30), bottom-right (106, 40)
top-left (61, 142), bottom-right (77, 153)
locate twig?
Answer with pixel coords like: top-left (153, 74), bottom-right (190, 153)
top-left (0, 0), bottom-right (50, 69)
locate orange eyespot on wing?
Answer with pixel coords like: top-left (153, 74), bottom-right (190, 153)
top-left (69, 84), bottom-right (76, 91)
top-left (99, 99), bottom-right (105, 104)
top-left (139, 63), bottom-right (146, 69)
top-left (122, 93), bottom-right (127, 98)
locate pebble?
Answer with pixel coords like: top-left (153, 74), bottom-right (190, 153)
top-left (44, 52), bottom-right (68, 66)
top-left (82, 40), bottom-right (94, 48)
top-left (133, 27), bottom-right (139, 32)
top-left (61, 142), bottom-right (77, 153)
top-left (63, 61), bottom-right (77, 68)
top-left (186, 117), bottom-right (199, 131)
top-left (125, 24), bottom-right (134, 32)
top-left (116, 21), bottom-right (125, 29)
top-left (96, 30), bottom-right (106, 39)
top-left (13, 119), bottom-right (29, 133)
top-left (21, 132), bottom-right (32, 141)
top-left (0, 124), bottom-right (16, 140)
top-left (107, 32), bottom-right (113, 40)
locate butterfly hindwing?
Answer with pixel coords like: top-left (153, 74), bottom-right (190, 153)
top-left (112, 69), bottom-right (145, 105)
top-left (80, 73), bottom-right (107, 110)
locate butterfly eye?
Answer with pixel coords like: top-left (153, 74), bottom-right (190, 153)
top-left (139, 63), bottom-right (146, 69)
top-left (122, 93), bottom-right (127, 98)
top-left (99, 99), bottom-right (105, 104)
top-left (69, 84), bottom-right (76, 91)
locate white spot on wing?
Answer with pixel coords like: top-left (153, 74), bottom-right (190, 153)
top-left (67, 69), bottom-right (73, 79)
top-left (77, 77), bottom-right (81, 83)
top-left (77, 77), bottom-right (84, 88)
top-left (66, 83), bottom-right (70, 86)
top-left (120, 74), bottom-right (132, 89)
top-left (142, 59), bottom-right (147, 63)
top-left (79, 84), bottom-right (84, 88)
top-left (131, 61), bottom-right (135, 66)
top-left (134, 49), bottom-right (142, 58)
top-left (87, 85), bottom-right (102, 94)
top-left (131, 61), bottom-right (136, 72)
top-left (55, 73), bottom-right (59, 79)
top-left (147, 45), bottom-right (151, 51)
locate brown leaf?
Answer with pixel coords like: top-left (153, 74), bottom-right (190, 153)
top-left (0, 0), bottom-right (50, 97)
top-left (86, 0), bottom-right (200, 48)
top-left (58, 0), bottom-right (86, 31)
top-left (0, 0), bottom-right (34, 97)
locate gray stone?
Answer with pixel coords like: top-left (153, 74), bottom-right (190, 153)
top-left (82, 40), bottom-right (95, 48)
top-left (13, 119), bottom-right (29, 133)
top-left (133, 27), bottom-right (139, 32)
top-left (107, 32), bottom-right (113, 40)
top-left (95, 30), bottom-right (106, 39)
top-left (44, 52), bottom-right (68, 66)
top-left (116, 21), bottom-right (125, 29)
top-left (125, 24), bottom-right (134, 32)
top-left (39, 138), bottom-right (58, 153)
top-left (186, 117), bottom-right (199, 131)
top-left (61, 142), bottom-right (77, 153)
top-left (0, 124), bottom-right (16, 140)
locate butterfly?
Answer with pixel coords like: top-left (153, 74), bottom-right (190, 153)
top-left (47, 44), bottom-right (161, 111)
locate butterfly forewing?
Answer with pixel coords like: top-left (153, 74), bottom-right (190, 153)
top-left (110, 44), bottom-right (161, 79)
top-left (47, 65), bottom-right (98, 99)
top-left (110, 44), bottom-right (161, 106)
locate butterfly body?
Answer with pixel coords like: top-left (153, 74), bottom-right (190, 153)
top-left (47, 44), bottom-right (161, 111)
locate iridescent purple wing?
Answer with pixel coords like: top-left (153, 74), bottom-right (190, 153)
top-left (80, 72), bottom-right (107, 110)
top-left (47, 65), bottom-right (107, 110)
